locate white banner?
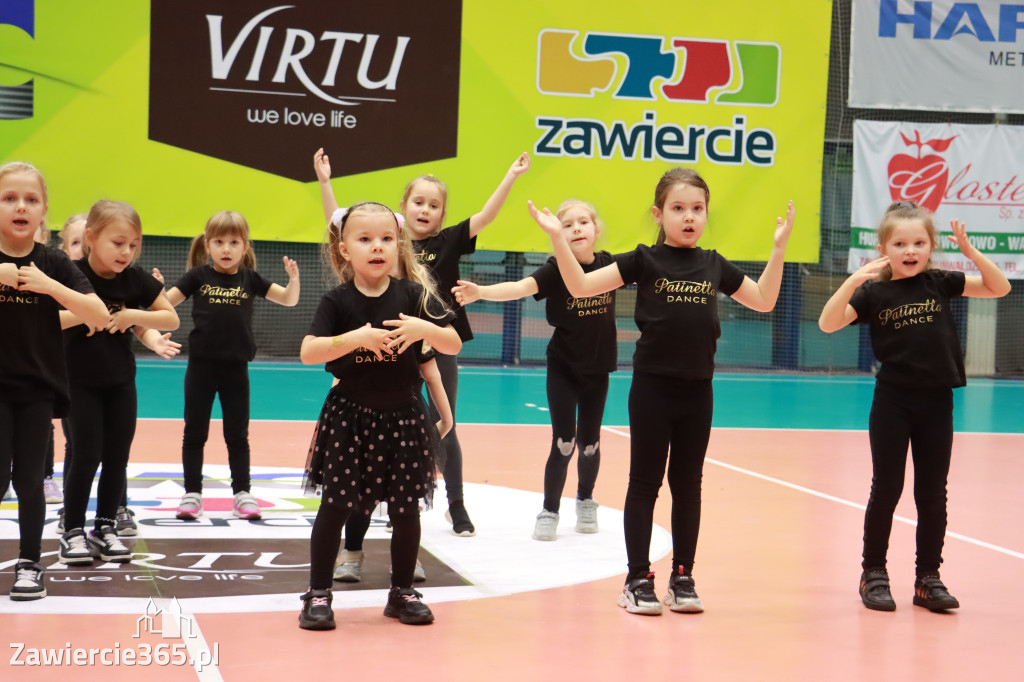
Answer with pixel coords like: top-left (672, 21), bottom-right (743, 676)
top-left (851, 120), bottom-right (1024, 278)
top-left (850, 0), bottom-right (1024, 113)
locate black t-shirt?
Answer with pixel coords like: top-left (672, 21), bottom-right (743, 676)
top-left (531, 252), bottom-right (617, 375)
top-left (413, 218), bottom-right (475, 342)
top-left (64, 260), bottom-right (163, 387)
top-left (0, 244), bottom-right (94, 412)
top-left (308, 277), bottom-right (456, 409)
top-left (615, 244), bottom-right (745, 380)
top-left (849, 269), bottom-right (967, 389)
top-left (174, 265), bottom-right (272, 362)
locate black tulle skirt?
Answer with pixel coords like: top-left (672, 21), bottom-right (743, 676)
top-left (302, 385), bottom-right (440, 514)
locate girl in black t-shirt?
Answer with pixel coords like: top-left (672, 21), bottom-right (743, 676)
top-left (165, 211), bottom-right (301, 522)
top-left (315, 148), bottom-right (530, 538)
top-left (531, 168), bottom-right (795, 616)
top-left (0, 162), bottom-right (108, 600)
top-left (452, 200), bottom-right (616, 542)
top-left (57, 201), bottom-right (179, 568)
top-left (297, 202), bottom-right (461, 629)
top-left (819, 201), bottom-right (1010, 613)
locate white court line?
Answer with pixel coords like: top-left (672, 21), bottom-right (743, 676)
top-left (601, 425), bottom-right (1024, 561)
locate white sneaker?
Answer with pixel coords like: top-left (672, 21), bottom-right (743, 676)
top-left (532, 510), bottom-right (559, 541)
top-left (10, 560), bottom-right (46, 601)
top-left (575, 498), bottom-right (599, 533)
top-left (88, 525), bottom-right (131, 563)
top-left (176, 492), bottom-right (203, 520)
top-left (333, 550), bottom-right (364, 583)
top-left (232, 491), bottom-right (261, 519)
top-left (58, 528), bottom-right (93, 566)
top-left (43, 477), bottom-right (63, 504)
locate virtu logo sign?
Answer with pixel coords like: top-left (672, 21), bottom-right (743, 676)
top-left (148, 1), bottom-right (462, 181)
top-left (887, 129), bottom-right (957, 213)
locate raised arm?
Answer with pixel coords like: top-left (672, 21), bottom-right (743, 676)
top-left (468, 152), bottom-right (531, 238)
top-left (949, 220), bottom-right (1012, 298)
top-left (266, 256), bottom-right (301, 306)
top-left (420, 357), bottom-right (453, 439)
top-left (451, 277), bottom-right (538, 306)
top-left (314, 148), bottom-right (340, 224)
top-left (818, 256), bottom-right (890, 333)
top-left (529, 200), bottom-right (622, 298)
top-left (729, 200), bottom-right (795, 313)
top-left (18, 263), bottom-right (108, 329)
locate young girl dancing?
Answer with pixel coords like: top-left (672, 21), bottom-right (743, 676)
top-left (531, 168), bottom-right (794, 615)
top-left (165, 211), bottom-right (300, 520)
top-left (819, 201), bottom-right (1010, 612)
top-left (57, 201), bottom-right (179, 566)
top-left (316, 148), bottom-right (530, 536)
top-left (0, 162), bottom-right (108, 599)
top-left (299, 202), bottom-right (461, 629)
top-left (452, 199), bottom-right (616, 541)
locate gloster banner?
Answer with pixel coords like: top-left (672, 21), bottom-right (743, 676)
top-left (851, 120), bottom-right (1024, 278)
top-left (850, 0), bottom-right (1024, 113)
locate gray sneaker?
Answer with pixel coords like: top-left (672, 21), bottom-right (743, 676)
top-left (532, 510), bottom-right (559, 541)
top-left (116, 506), bottom-right (138, 536)
top-left (333, 550), bottom-right (364, 582)
top-left (176, 492), bottom-right (203, 520)
top-left (575, 498), bottom-right (599, 533)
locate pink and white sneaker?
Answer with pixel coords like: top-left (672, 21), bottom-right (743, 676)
top-left (233, 491), bottom-right (261, 520)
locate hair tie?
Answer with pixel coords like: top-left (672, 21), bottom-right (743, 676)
top-left (331, 207), bottom-right (348, 227)
top-left (395, 213), bottom-right (405, 229)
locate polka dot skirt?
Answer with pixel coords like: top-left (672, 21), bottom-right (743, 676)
top-left (302, 388), bottom-right (439, 513)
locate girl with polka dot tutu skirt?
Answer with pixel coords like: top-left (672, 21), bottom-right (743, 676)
top-left (298, 202), bottom-right (461, 630)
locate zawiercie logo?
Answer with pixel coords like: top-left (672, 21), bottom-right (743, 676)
top-left (148, 1), bottom-right (462, 181)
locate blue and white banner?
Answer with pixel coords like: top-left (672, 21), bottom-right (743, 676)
top-left (850, 0), bottom-right (1024, 113)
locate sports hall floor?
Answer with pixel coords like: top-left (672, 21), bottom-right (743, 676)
top-left (2, 362), bottom-right (1023, 681)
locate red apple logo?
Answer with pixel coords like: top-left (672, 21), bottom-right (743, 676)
top-left (886, 130), bottom-right (957, 213)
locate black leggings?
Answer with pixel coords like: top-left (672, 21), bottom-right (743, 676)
top-left (424, 352), bottom-right (464, 503)
top-left (310, 504), bottom-right (420, 590)
top-left (542, 359), bottom-right (608, 513)
top-left (64, 381), bottom-right (137, 531)
top-left (0, 400), bottom-right (52, 562)
top-left (182, 358), bottom-right (251, 495)
top-left (863, 382), bottom-right (954, 575)
top-left (624, 373), bottom-right (713, 577)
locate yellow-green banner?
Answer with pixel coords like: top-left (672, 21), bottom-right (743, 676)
top-left (0, 0), bottom-right (829, 261)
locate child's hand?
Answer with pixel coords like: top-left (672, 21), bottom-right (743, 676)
top-left (107, 308), bottom-right (136, 334)
top-left (947, 219), bottom-right (975, 255)
top-left (0, 263), bottom-right (18, 288)
top-left (528, 200), bottom-right (562, 237)
top-left (849, 256), bottom-right (890, 287)
top-left (353, 322), bottom-right (393, 360)
top-left (16, 262), bottom-right (56, 296)
top-left (382, 313), bottom-right (431, 354)
top-left (451, 280), bottom-right (480, 306)
top-left (436, 417), bottom-right (453, 440)
top-left (151, 332), bottom-right (182, 359)
top-left (509, 152), bottom-right (531, 177)
top-left (774, 200), bottom-right (795, 248)
top-left (314, 147), bottom-right (331, 183)
top-left (151, 267), bottom-right (165, 285)
top-left (282, 256), bottom-right (300, 280)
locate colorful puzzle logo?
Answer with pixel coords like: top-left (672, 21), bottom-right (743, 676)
top-left (0, 0), bottom-right (34, 119)
top-left (537, 29), bottom-right (781, 106)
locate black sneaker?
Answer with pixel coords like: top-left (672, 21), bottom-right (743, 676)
top-left (860, 568), bottom-right (896, 612)
top-left (88, 525), bottom-right (131, 563)
top-left (445, 501), bottom-right (476, 537)
top-left (59, 528), bottom-right (94, 566)
top-left (116, 507), bottom-right (138, 537)
top-left (617, 572), bottom-right (662, 615)
top-left (383, 587), bottom-right (435, 625)
top-left (664, 567), bottom-right (704, 613)
top-left (10, 560), bottom-right (46, 601)
top-left (298, 589), bottom-right (336, 630)
top-left (913, 574), bottom-right (960, 612)
top-left (55, 507), bottom-right (65, 535)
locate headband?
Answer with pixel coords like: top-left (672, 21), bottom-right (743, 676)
top-left (331, 206), bottom-right (406, 230)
